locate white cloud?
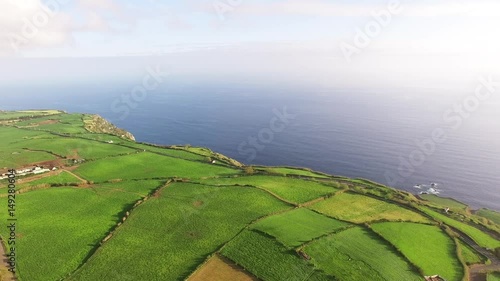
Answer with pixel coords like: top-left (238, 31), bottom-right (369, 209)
top-left (219, 0), bottom-right (499, 17)
top-left (0, 0), bottom-right (73, 56)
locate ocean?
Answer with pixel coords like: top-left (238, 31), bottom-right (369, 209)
top-left (2, 80), bottom-right (499, 210)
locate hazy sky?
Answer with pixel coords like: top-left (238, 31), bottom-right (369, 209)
top-left (0, 0), bottom-right (498, 89)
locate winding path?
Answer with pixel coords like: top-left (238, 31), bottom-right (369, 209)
top-left (449, 227), bottom-right (500, 281)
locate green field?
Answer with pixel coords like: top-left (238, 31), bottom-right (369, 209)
top-left (1, 111), bottom-right (497, 281)
top-left (422, 207), bottom-right (500, 249)
top-left (16, 137), bottom-right (137, 159)
top-left (15, 113), bottom-right (89, 134)
top-left (0, 149), bottom-right (56, 168)
top-left (201, 175), bottom-right (337, 204)
top-left (488, 272), bottom-right (500, 281)
top-left (250, 208), bottom-right (350, 248)
top-left (0, 127), bottom-right (57, 167)
top-left (476, 209), bottom-right (500, 225)
top-left (20, 171), bottom-right (82, 186)
top-left (254, 166), bottom-right (329, 178)
top-left (310, 192), bottom-right (430, 223)
top-left (221, 230), bottom-right (331, 281)
top-left (420, 194), bottom-right (468, 211)
top-left (457, 238), bottom-right (485, 265)
top-left (74, 152), bottom-right (240, 182)
top-left (123, 142), bottom-right (209, 161)
top-left (0, 182), bottom-right (160, 281)
top-left (0, 110), bottom-right (62, 120)
top-left (304, 227), bottom-right (421, 281)
top-left (69, 183), bottom-right (291, 281)
top-left (372, 222), bottom-right (463, 281)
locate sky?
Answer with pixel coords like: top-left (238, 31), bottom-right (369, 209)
top-left (0, 0), bottom-right (499, 89)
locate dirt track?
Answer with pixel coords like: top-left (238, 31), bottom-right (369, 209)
top-left (452, 226), bottom-right (500, 281)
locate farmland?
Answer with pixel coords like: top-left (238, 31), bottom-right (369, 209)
top-left (488, 272), bottom-right (500, 281)
top-left (422, 207), bottom-right (500, 249)
top-left (0, 182), bottom-right (159, 281)
top-left (372, 222), bottom-right (463, 281)
top-left (74, 152), bottom-right (240, 182)
top-left (68, 183), bottom-right (291, 281)
top-left (253, 166), bottom-right (329, 178)
top-left (250, 208), bottom-right (350, 248)
top-left (458, 239), bottom-right (486, 265)
top-left (201, 175), bottom-right (338, 204)
top-left (19, 170), bottom-right (83, 186)
top-left (476, 209), bottom-right (500, 225)
top-left (304, 227), bottom-right (422, 281)
top-left (0, 110), bottom-right (62, 120)
top-left (0, 111), bottom-right (498, 281)
top-left (15, 137), bottom-right (137, 159)
top-left (310, 192), bottom-right (430, 223)
top-left (221, 230), bottom-right (331, 281)
top-left (187, 254), bottom-right (258, 281)
top-left (420, 194), bottom-right (468, 211)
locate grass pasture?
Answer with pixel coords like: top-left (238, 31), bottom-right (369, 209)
top-left (202, 175), bottom-right (337, 204)
top-left (457, 239), bottom-right (486, 265)
top-left (68, 183), bottom-right (290, 281)
top-left (372, 222), bottom-right (463, 281)
top-left (188, 254), bottom-right (258, 281)
top-left (17, 137), bottom-right (137, 159)
top-left (304, 227), bottom-right (421, 281)
top-left (221, 230), bottom-right (332, 281)
top-left (74, 152), bottom-right (240, 182)
top-left (0, 149), bottom-right (56, 168)
top-left (0, 185), bottom-right (150, 281)
top-left (14, 113), bottom-right (88, 134)
top-left (19, 170), bottom-right (83, 186)
top-left (488, 272), bottom-right (500, 281)
top-left (254, 166), bottom-right (329, 178)
top-left (310, 192), bottom-right (429, 223)
top-left (420, 194), bottom-right (468, 211)
top-left (476, 209), bottom-right (500, 225)
top-left (0, 110), bottom-right (62, 120)
top-left (422, 207), bottom-right (500, 249)
top-left (0, 127), bottom-right (58, 166)
top-left (124, 142), bottom-right (208, 161)
top-left (251, 208), bottom-right (350, 248)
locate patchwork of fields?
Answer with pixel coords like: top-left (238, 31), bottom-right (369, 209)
top-left (0, 111), bottom-right (499, 281)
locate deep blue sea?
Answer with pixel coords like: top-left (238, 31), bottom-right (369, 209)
top-left (2, 80), bottom-right (499, 210)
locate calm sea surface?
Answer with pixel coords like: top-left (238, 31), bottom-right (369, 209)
top-left (2, 81), bottom-right (499, 210)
